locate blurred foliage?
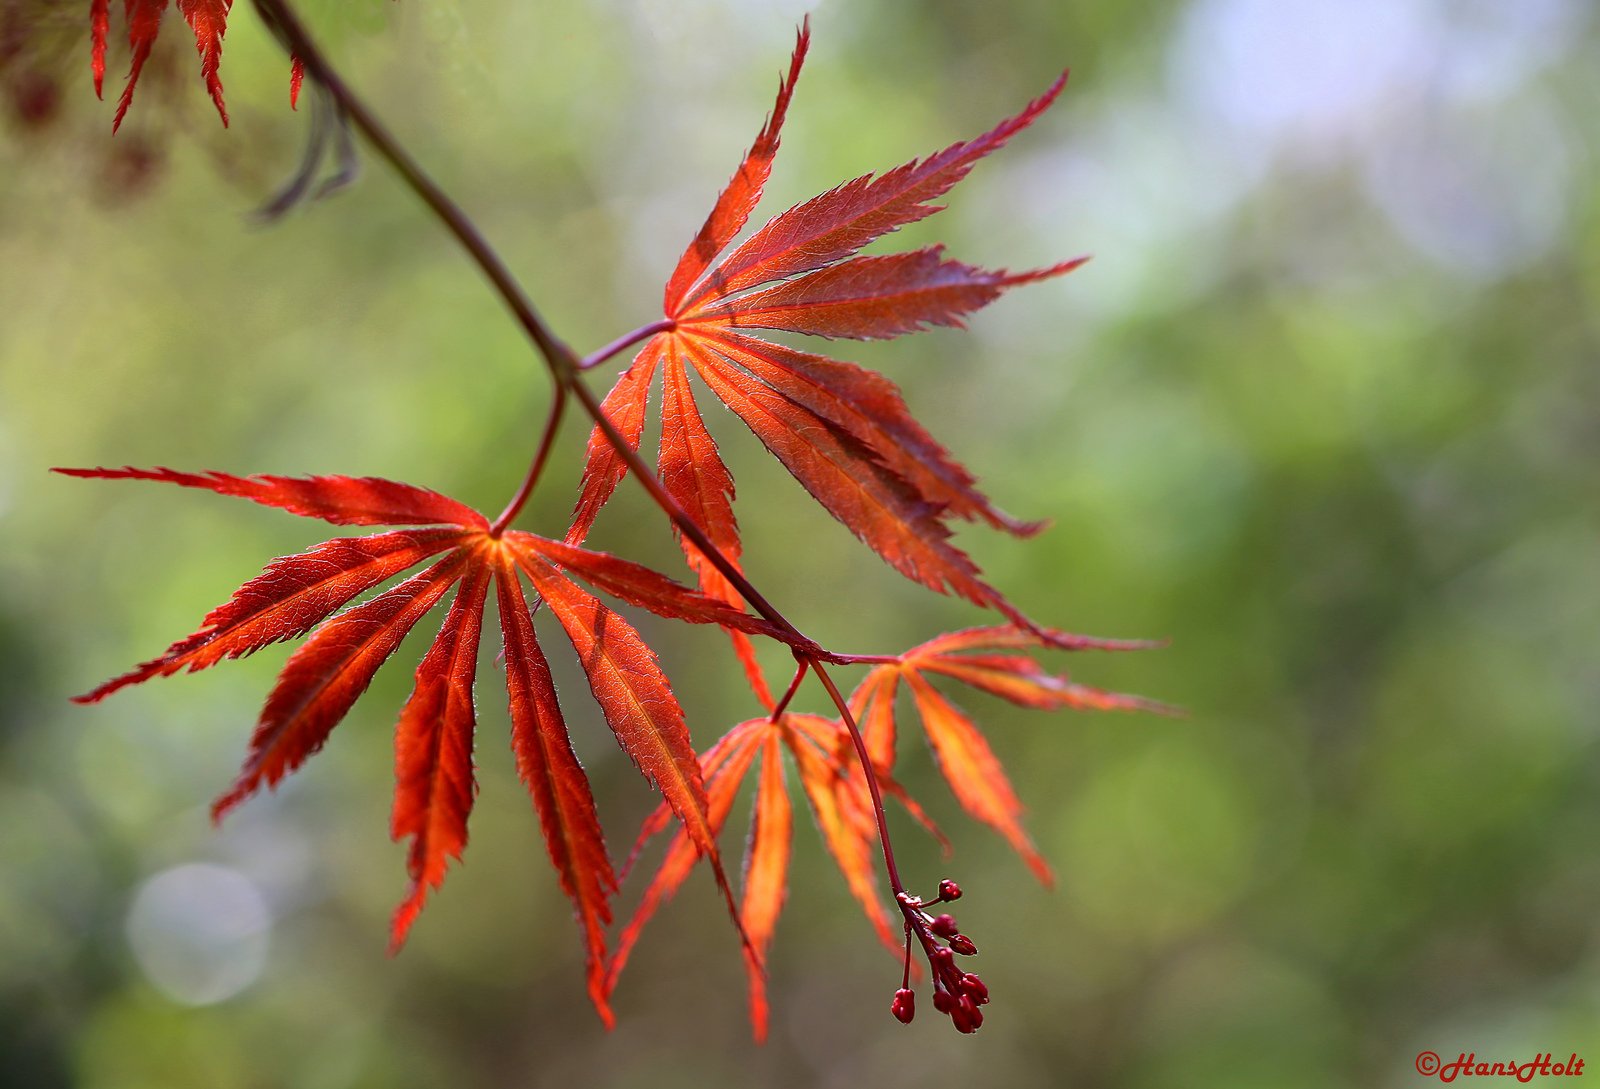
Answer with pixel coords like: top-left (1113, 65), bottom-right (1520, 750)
top-left (2, 1), bottom-right (1598, 1086)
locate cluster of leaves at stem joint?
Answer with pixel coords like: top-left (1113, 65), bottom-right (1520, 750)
top-left (611, 627), bottom-right (1164, 1038)
top-left (55, 466), bottom-right (819, 1028)
top-left (569, 22), bottom-right (1087, 659)
top-left (89, 0), bottom-right (303, 132)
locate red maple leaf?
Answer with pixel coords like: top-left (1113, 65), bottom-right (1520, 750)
top-left (91, 0), bottom-right (234, 131)
top-left (567, 23), bottom-right (1088, 661)
top-left (57, 465), bottom-right (816, 1024)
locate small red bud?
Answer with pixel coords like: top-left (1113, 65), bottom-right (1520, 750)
top-left (938, 879), bottom-right (963, 901)
top-left (960, 996), bottom-right (984, 1030)
top-left (951, 996), bottom-right (980, 1033)
top-left (891, 988), bottom-right (915, 1024)
top-left (933, 946), bottom-right (956, 970)
top-left (932, 988), bottom-right (956, 1014)
top-left (959, 973), bottom-right (989, 1005)
top-left (949, 934), bottom-right (978, 956)
top-left (930, 914), bottom-right (959, 938)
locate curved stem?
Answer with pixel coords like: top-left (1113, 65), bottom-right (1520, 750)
top-left (581, 320), bottom-right (676, 371)
top-left (489, 385), bottom-right (567, 536)
top-left (768, 658), bottom-right (809, 723)
top-left (812, 662), bottom-right (907, 897)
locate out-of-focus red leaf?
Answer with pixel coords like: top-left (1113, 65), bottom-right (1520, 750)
top-left (611, 710), bottom-right (945, 1037)
top-left (741, 732), bottom-right (792, 1042)
top-left (90, 0), bottom-right (109, 97)
top-left (94, 0), bottom-right (235, 130)
top-left (903, 671), bottom-right (1052, 886)
top-left (782, 714), bottom-right (900, 954)
top-left (111, 0), bottom-right (167, 132)
top-left (176, 0), bottom-right (232, 125)
top-left (849, 667), bottom-right (900, 772)
top-left (842, 625), bottom-right (1168, 885)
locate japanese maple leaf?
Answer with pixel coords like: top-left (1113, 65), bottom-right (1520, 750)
top-left (91, 0), bottom-right (233, 131)
top-left (58, 465), bottom-right (812, 1024)
top-left (568, 22), bottom-right (1085, 654)
top-left (604, 710), bottom-right (944, 1041)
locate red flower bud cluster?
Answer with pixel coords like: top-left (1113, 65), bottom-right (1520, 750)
top-left (888, 879), bottom-right (990, 1033)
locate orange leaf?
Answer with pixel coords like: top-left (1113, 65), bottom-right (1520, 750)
top-left (902, 671), bottom-right (1052, 886)
top-left (569, 61), bottom-right (1073, 628)
top-left (741, 732), bottom-right (792, 1042)
top-left (783, 714), bottom-right (900, 953)
top-left (68, 464), bottom-right (797, 1019)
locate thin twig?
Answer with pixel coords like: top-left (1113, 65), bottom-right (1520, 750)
top-left (489, 384), bottom-right (568, 535)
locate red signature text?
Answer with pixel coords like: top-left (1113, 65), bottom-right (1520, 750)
top-left (1416, 1052), bottom-right (1585, 1083)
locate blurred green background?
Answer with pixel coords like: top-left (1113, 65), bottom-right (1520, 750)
top-left (3, 1), bottom-right (1598, 1086)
